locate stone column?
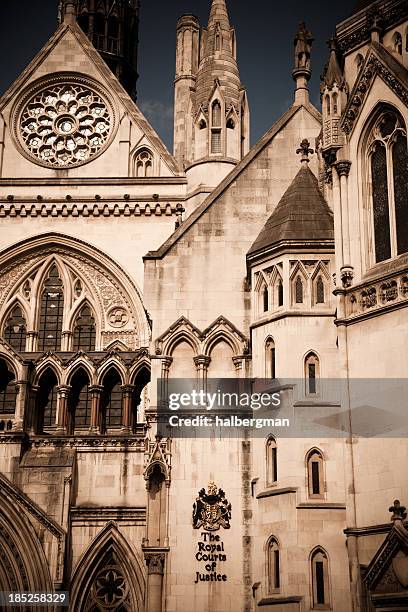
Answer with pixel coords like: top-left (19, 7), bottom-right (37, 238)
top-left (61, 330), bottom-right (73, 352)
top-left (159, 357), bottom-right (172, 409)
top-left (12, 378), bottom-right (29, 431)
top-left (27, 384), bottom-right (39, 433)
top-left (26, 331), bottom-right (38, 352)
top-left (144, 552), bottom-right (165, 612)
top-left (194, 355), bottom-right (210, 384)
top-left (331, 164), bottom-right (344, 286)
top-left (121, 384), bottom-right (136, 433)
top-left (56, 385), bottom-right (71, 434)
top-left (336, 160), bottom-right (354, 288)
top-left (89, 385), bottom-right (104, 433)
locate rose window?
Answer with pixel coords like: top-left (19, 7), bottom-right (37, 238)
top-left (16, 79), bottom-right (114, 167)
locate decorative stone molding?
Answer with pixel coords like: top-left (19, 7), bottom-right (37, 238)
top-left (339, 269), bottom-right (408, 322)
top-left (155, 315), bottom-right (248, 357)
top-left (29, 435), bottom-right (145, 452)
top-left (336, 0), bottom-right (407, 54)
top-left (342, 53), bottom-right (408, 136)
top-left (11, 73), bottom-right (118, 168)
top-left (0, 200), bottom-right (180, 218)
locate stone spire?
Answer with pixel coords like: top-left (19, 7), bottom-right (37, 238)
top-left (292, 22), bottom-right (314, 106)
top-left (322, 38), bottom-right (345, 90)
top-left (193, 0), bottom-right (242, 113)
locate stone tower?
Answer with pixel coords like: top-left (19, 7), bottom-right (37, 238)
top-left (58, 0), bottom-right (140, 99)
top-left (174, 0), bottom-right (250, 188)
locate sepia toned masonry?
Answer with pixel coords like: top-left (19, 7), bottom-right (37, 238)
top-left (0, 0), bottom-right (408, 610)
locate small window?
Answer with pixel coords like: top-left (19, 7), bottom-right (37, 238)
top-left (311, 548), bottom-right (330, 608)
top-left (199, 119), bottom-right (207, 130)
top-left (212, 101), bottom-right (222, 127)
top-left (393, 31), bottom-right (403, 55)
top-left (265, 339), bottom-right (276, 380)
top-left (266, 435), bottom-right (277, 484)
top-left (316, 277), bottom-right (325, 304)
top-left (278, 279), bottom-right (284, 307)
top-left (211, 130), bottom-right (222, 154)
top-left (307, 449), bottom-right (324, 497)
top-left (263, 286), bottom-right (269, 312)
top-left (295, 277), bottom-right (304, 304)
top-left (355, 53), bottom-right (364, 69)
top-left (215, 33), bottom-right (221, 52)
top-left (226, 118), bottom-right (235, 129)
top-left (332, 92), bottom-right (338, 115)
top-left (267, 537), bottom-right (280, 592)
top-left (4, 305), bottom-right (26, 352)
top-left (305, 352), bottom-right (319, 395)
top-left (325, 95), bottom-right (330, 116)
top-left (135, 149), bottom-right (153, 178)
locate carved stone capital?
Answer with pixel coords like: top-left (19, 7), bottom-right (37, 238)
top-left (88, 384), bottom-right (104, 397)
top-left (121, 384), bottom-right (136, 397)
top-left (335, 160), bottom-right (352, 177)
top-left (194, 355), bottom-right (211, 369)
top-left (144, 552), bottom-right (166, 575)
top-left (57, 385), bottom-right (71, 398)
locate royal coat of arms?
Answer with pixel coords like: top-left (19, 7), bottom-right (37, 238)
top-left (192, 482), bottom-right (232, 531)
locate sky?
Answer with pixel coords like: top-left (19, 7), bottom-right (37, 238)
top-left (0, 0), bottom-right (357, 150)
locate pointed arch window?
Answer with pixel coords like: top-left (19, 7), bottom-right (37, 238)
top-left (367, 109), bottom-right (408, 263)
top-left (325, 95), bottom-right (330, 116)
top-left (267, 537), bottom-right (280, 592)
top-left (73, 305), bottom-right (96, 352)
top-left (316, 277), bottom-right (325, 304)
top-left (108, 16), bottom-right (120, 53)
top-left (68, 369), bottom-right (91, 433)
top-left (93, 12), bottom-right (106, 49)
top-left (37, 370), bottom-right (58, 431)
top-left (266, 435), bottom-right (277, 485)
top-left (265, 339), bottom-right (276, 380)
top-left (311, 548), bottom-right (330, 608)
top-left (0, 360), bottom-right (17, 415)
top-left (332, 92), bottom-right (338, 115)
top-left (212, 101), bottom-right (222, 127)
top-left (135, 149), bottom-right (153, 177)
top-left (278, 279), bottom-right (284, 307)
top-left (101, 369), bottom-right (123, 431)
top-left (4, 305), bottom-right (26, 352)
top-left (307, 449), bottom-right (324, 497)
top-left (393, 31), bottom-right (403, 54)
top-left (263, 285), bottom-right (269, 312)
top-left (38, 265), bottom-right (64, 352)
top-left (305, 352), bottom-right (319, 395)
top-left (295, 277), bottom-right (304, 304)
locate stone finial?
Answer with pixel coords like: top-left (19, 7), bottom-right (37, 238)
top-left (296, 139), bottom-right (314, 165)
top-left (368, 8), bottom-right (383, 43)
top-left (389, 500), bottom-right (407, 522)
top-left (63, 0), bottom-right (76, 25)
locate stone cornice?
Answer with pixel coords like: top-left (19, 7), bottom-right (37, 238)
top-left (256, 487), bottom-right (298, 499)
top-left (0, 177), bottom-right (187, 186)
top-left (0, 200), bottom-right (181, 218)
top-left (29, 434), bottom-right (145, 452)
top-left (70, 506), bottom-right (146, 524)
top-left (336, 0), bottom-right (408, 54)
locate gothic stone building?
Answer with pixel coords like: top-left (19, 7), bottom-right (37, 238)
top-left (0, 0), bottom-right (408, 610)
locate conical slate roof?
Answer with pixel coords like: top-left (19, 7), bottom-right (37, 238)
top-left (248, 165), bottom-right (334, 256)
top-left (194, 0), bottom-right (242, 112)
top-left (322, 41), bottom-right (345, 89)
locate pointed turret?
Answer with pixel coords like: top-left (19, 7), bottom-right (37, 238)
top-left (248, 141), bottom-right (334, 258)
top-left (173, 0), bottom-right (250, 187)
top-left (194, 0), bottom-right (242, 113)
top-left (321, 38), bottom-right (347, 153)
